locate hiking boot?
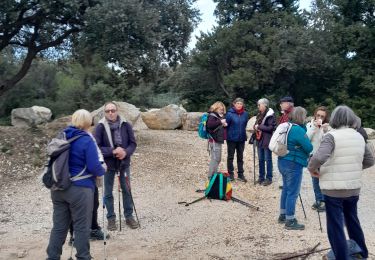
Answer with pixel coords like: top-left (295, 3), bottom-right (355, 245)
top-left (90, 228), bottom-right (110, 240)
top-left (312, 201), bottom-right (326, 212)
top-left (126, 217), bottom-right (139, 229)
top-left (107, 218), bottom-right (117, 231)
top-left (285, 219), bottom-right (305, 230)
top-left (237, 175), bottom-right (248, 183)
top-left (263, 179), bottom-right (272, 186)
top-left (278, 214), bottom-right (286, 224)
top-left (257, 179), bottom-right (264, 185)
top-left (229, 174), bottom-right (235, 181)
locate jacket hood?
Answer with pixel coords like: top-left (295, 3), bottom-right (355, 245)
top-left (64, 126), bottom-right (89, 139)
top-left (265, 108), bottom-right (275, 118)
top-left (228, 107), bottom-right (237, 114)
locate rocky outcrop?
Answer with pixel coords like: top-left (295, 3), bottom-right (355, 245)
top-left (364, 128), bottom-right (375, 140)
top-left (11, 106), bottom-right (52, 127)
top-left (91, 101), bottom-right (141, 126)
top-left (182, 112), bottom-right (203, 131)
top-left (141, 104), bottom-right (186, 130)
top-left (246, 116), bottom-right (256, 133)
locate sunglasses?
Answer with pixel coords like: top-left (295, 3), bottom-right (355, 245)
top-left (105, 109), bottom-right (117, 114)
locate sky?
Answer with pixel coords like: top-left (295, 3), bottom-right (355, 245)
top-left (189, 0), bottom-right (313, 49)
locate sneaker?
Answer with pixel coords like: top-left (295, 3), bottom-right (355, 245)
top-left (107, 218), bottom-right (117, 231)
top-left (229, 174), bottom-right (235, 181)
top-left (237, 175), bottom-right (248, 183)
top-left (90, 228), bottom-right (110, 240)
top-left (262, 179), bottom-right (272, 186)
top-left (285, 219), bottom-right (305, 230)
top-left (257, 179), bottom-right (264, 185)
top-left (126, 217), bottom-right (139, 229)
top-left (278, 214), bottom-right (286, 224)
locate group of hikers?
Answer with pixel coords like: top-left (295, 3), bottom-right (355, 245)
top-left (44, 98), bottom-right (374, 260)
top-left (205, 96), bottom-right (374, 260)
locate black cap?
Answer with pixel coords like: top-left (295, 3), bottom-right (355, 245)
top-left (280, 96), bottom-right (294, 103)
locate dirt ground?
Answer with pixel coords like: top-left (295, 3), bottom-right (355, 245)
top-left (0, 127), bottom-right (374, 260)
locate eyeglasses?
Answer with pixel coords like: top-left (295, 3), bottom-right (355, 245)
top-left (105, 109), bottom-right (117, 114)
top-left (316, 114), bottom-right (325, 118)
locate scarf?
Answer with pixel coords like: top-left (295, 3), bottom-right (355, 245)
top-left (108, 117), bottom-right (122, 147)
top-left (235, 107), bottom-right (245, 115)
top-left (256, 108), bottom-right (268, 125)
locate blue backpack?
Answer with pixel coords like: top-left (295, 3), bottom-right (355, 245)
top-left (198, 113), bottom-right (211, 139)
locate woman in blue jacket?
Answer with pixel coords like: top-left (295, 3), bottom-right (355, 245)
top-left (46, 109), bottom-right (105, 260)
top-left (225, 98), bottom-right (249, 182)
top-left (277, 107), bottom-right (313, 230)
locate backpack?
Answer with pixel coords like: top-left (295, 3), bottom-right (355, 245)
top-left (198, 113), bottom-right (221, 139)
top-left (269, 122), bottom-right (292, 156)
top-left (42, 132), bottom-right (91, 191)
top-left (205, 172), bottom-right (232, 200)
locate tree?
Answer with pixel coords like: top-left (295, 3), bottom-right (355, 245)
top-left (77, 0), bottom-right (200, 84)
top-left (0, 0), bottom-right (97, 95)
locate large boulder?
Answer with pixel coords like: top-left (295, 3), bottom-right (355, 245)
top-left (246, 116), bottom-right (256, 133)
top-left (91, 101), bottom-right (141, 126)
top-left (364, 128), bottom-right (375, 139)
top-left (141, 104), bottom-right (186, 130)
top-left (182, 112), bottom-right (204, 131)
top-left (11, 106), bottom-right (52, 127)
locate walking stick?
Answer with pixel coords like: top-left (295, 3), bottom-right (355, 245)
top-left (117, 171), bottom-right (122, 231)
top-left (316, 198), bottom-right (323, 232)
top-left (124, 170), bottom-right (140, 227)
top-left (299, 194), bottom-right (307, 219)
top-left (253, 141), bottom-right (256, 185)
top-left (102, 177), bottom-right (107, 259)
top-left (231, 196), bottom-right (260, 211)
top-left (68, 234), bottom-right (74, 260)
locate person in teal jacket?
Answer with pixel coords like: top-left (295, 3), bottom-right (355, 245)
top-left (277, 107), bottom-right (313, 230)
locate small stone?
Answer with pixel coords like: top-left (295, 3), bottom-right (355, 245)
top-left (17, 250), bottom-right (27, 258)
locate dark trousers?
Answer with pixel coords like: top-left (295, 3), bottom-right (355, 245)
top-left (227, 141), bottom-right (245, 176)
top-left (70, 185), bottom-right (99, 236)
top-left (46, 186), bottom-right (94, 260)
top-left (325, 195), bottom-right (368, 259)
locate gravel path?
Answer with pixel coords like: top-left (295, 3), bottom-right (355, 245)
top-left (0, 129), bottom-right (374, 260)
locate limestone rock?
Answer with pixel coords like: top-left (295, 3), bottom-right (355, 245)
top-left (91, 101), bottom-right (140, 126)
top-left (182, 112), bottom-right (204, 131)
top-left (11, 106), bottom-right (52, 127)
top-left (141, 104), bottom-right (186, 130)
top-left (246, 116), bottom-right (256, 133)
top-left (364, 128), bottom-right (375, 139)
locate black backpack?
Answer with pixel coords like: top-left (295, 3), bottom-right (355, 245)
top-left (42, 132), bottom-right (91, 191)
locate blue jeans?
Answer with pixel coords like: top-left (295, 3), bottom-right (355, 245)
top-left (325, 195), bottom-right (368, 260)
top-left (258, 147), bottom-right (273, 181)
top-left (312, 177), bottom-right (324, 203)
top-left (104, 166), bottom-right (134, 220)
top-left (278, 159), bottom-right (303, 220)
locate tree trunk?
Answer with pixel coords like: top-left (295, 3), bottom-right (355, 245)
top-left (0, 49), bottom-right (37, 96)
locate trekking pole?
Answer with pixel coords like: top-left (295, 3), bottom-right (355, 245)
top-left (124, 170), bottom-right (140, 227)
top-left (102, 176), bottom-right (107, 259)
top-left (68, 234), bottom-right (74, 260)
top-left (231, 196), bottom-right (260, 211)
top-left (253, 141), bottom-right (256, 185)
top-left (117, 170), bottom-right (122, 231)
top-left (299, 194), bottom-right (307, 219)
top-left (316, 199), bottom-right (323, 232)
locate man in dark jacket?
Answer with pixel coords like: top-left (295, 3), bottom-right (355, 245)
top-left (94, 102), bottom-right (138, 230)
